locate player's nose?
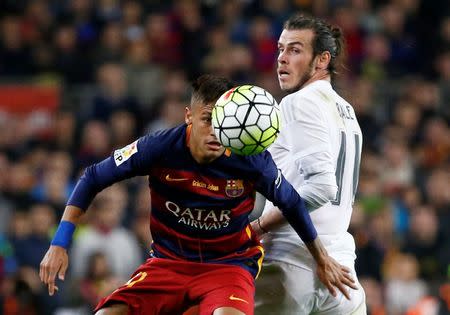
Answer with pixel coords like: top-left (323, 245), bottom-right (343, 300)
top-left (277, 51), bottom-right (288, 64)
top-left (209, 124), bottom-right (216, 137)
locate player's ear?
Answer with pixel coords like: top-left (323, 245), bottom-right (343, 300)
top-left (316, 51), bottom-right (331, 70)
top-left (185, 106), bottom-right (193, 125)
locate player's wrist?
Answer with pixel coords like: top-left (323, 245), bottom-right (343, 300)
top-left (305, 237), bottom-right (329, 266)
top-left (257, 217), bottom-right (269, 234)
top-left (51, 221), bottom-right (76, 249)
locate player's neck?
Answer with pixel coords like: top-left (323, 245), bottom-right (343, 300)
top-left (302, 70), bottom-right (331, 89)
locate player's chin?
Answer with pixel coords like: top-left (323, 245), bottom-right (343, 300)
top-left (278, 80), bottom-right (292, 92)
top-left (280, 82), bottom-right (299, 93)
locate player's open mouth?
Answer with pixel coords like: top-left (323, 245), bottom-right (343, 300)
top-left (207, 141), bottom-right (222, 151)
top-left (278, 70), bottom-right (290, 79)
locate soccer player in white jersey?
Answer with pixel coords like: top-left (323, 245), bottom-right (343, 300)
top-left (252, 14), bottom-right (367, 315)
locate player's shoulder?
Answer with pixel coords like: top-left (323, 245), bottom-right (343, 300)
top-left (240, 150), bottom-right (275, 174)
top-left (280, 81), bottom-right (335, 123)
top-left (281, 80), bottom-right (333, 108)
top-left (140, 124), bottom-right (186, 150)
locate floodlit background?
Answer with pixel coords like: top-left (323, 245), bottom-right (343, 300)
top-left (0, 1), bottom-right (449, 314)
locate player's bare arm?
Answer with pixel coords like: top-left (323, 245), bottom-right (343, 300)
top-left (305, 237), bottom-right (358, 300)
top-left (39, 205), bottom-right (84, 296)
top-left (250, 206), bottom-right (285, 236)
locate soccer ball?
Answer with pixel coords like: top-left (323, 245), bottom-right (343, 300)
top-left (212, 85), bottom-right (281, 156)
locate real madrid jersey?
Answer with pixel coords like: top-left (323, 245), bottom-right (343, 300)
top-left (263, 80), bottom-right (363, 269)
top-left (67, 124), bottom-right (316, 278)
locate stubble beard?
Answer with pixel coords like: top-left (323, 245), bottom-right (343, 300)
top-left (281, 59), bottom-right (315, 94)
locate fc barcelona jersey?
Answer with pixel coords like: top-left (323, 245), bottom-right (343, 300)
top-left (67, 124), bottom-right (316, 278)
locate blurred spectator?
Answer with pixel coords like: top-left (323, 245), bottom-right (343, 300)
top-left (402, 205), bottom-right (446, 280)
top-left (351, 202), bottom-right (385, 281)
top-left (384, 253), bottom-right (428, 315)
top-left (93, 22), bottom-right (124, 65)
top-left (87, 62), bottom-right (141, 122)
top-left (360, 32), bottom-right (390, 81)
top-left (121, 0), bottom-right (144, 42)
top-left (123, 39), bottom-right (164, 113)
top-left (48, 111), bottom-right (77, 154)
top-left (31, 151), bottom-right (74, 210)
top-left (0, 16), bottom-right (32, 76)
top-left (144, 12), bottom-right (181, 67)
top-left (379, 128), bottom-right (414, 196)
top-left (76, 120), bottom-right (111, 169)
top-left (248, 15), bottom-right (278, 74)
top-left (424, 167), bottom-right (450, 213)
top-left (75, 251), bottom-right (121, 311)
top-left (359, 276), bottom-right (387, 315)
top-left (172, 0), bottom-right (206, 79)
top-left (11, 204), bottom-right (55, 269)
top-left (416, 117), bottom-right (450, 170)
top-left (53, 24), bottom-right (93, 84)
top-left (70, 184), bottom-right (142, 280)
top-left (146, 97), bottom-right (188, 135)
top-left (109, 110), bottom-right (138, 149)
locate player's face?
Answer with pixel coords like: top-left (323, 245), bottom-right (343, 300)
top-left (277, 28), bottom-right (317, 92)
top-left (185, 102), bottom-right (225, 164)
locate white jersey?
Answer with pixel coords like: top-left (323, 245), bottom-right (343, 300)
top-left (263, 80), bottom-right (363, 269)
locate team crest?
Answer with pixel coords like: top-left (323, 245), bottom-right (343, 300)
top-left (225, 179), bottom-right (244, 198)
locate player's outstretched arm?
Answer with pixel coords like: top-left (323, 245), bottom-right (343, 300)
top-left (40, 205), bottom-right (83, 296)
top-left (305, 237), bottom-right (358, 300)
top-left (251, 208), bottom-right (358, 300)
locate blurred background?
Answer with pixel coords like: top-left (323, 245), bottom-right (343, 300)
top-left (0, 0), bottom-right (448, 314)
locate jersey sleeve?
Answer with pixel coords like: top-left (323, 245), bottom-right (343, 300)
top-left (67, 133), bottom-right (164, 210)
top-left (252, 152), bottom-right (317, 242)
top-left (276, 95), bottom-right (337, 209)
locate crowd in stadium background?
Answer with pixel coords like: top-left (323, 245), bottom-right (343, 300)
top-left (0, 0), bottom-right (449, 314)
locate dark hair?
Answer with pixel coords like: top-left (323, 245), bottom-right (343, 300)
top-left (191, 74), bottom-right (235, 106)
top-left (284, 14), bottom-right (345, 77)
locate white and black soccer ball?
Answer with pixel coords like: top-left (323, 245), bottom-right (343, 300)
top-left (212, 85), bottom-right (281, 156)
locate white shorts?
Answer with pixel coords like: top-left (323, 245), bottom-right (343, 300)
top-left (255, 260), bottom-right (366, 315)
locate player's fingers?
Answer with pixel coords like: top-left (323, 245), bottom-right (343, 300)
top-left (39, 262), bottom-right (44, 282)
top-left (343, 274), bottom-right (358, 289)
top-left (341, 275), bottom-right (358, 290)
top-left (340, 265), bottom-right (351, 273)
top-left (58, 260), bottom-right (68, 281)
top-left (45, 264), bottom-right (59, 293)
top-left (41, 262), bottom-right (50, 284)
top-left (48, 279), bottom-right (56, 296)
top-left (343, 271), bottom-right (355, 281)
top-left (326, 281), bottom-right (337, 297)
top-left (336, 282), bottom-right (350, 300)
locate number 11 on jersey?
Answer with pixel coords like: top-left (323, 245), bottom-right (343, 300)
top-left (332, 130), bottom-right (362, 206)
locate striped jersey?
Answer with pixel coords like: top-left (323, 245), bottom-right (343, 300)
top-left (67, 124), bottom-right (316, 278)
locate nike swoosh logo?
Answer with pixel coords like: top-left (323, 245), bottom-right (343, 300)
top-left (229, 295), bottom-right (248, 304)
top-left (165, 174), bottom-right (189, 182)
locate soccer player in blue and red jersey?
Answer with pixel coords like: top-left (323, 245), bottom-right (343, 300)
top-left (40, 75), bottom-right (355, 315)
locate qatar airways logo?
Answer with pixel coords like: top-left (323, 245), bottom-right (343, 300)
top-left (165, 201), bottom-right (231, 230)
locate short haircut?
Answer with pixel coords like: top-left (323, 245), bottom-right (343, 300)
top-left (191, 74), bottom-right (235, 107)
top-left (284, 14), bottom-right (345, 77)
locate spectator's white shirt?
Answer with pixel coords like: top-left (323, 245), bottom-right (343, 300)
top-left (263, 80), bottom-right (363, 269)
top-left (70, 226), bottom-right (143, 280)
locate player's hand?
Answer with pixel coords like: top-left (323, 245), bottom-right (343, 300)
top-left (315, 255), bottom-right (357, 300)
top-left (250, 219), bottom-right (265, 237)
top-left (39, 245), bottom-right (69, 296)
